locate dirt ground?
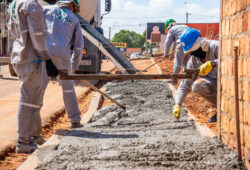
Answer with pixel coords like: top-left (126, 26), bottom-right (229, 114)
top-left (0, 92), bottom-right (94, 170)
top-left (36, 80), bottom-right (241, 170)
top-left (154, 56), bottom-right (217, 134)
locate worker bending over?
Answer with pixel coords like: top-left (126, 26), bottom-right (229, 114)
top-left (32, 0), bottom-right (84, 142)
top-left (8, 0), bottom-right (58, 153)
top-left (164, 19), bottom-right (189, 84)
top-left (172, 28), bottom-right (218, 123)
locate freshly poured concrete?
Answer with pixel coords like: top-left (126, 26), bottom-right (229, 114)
top-left (36, 80), bottom-right (241, 169)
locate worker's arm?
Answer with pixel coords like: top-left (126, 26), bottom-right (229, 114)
top-left (170, 41), bottom-right (176, 60)
top-left (164, 30), bottom-right (174, 57)
top-left (175, 56), bottom-right (199, 105)
top-left (199, 40), bottom-right (219, 76)
top-left (25, 1), bottom-right (50, 61)
top-left (71, 21), bottom-right (84, 71)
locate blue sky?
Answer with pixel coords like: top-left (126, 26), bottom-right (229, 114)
top-left (100, 0), bottom-right (220, 38)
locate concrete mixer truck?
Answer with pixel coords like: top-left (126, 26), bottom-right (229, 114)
top-left (0, 0), bottom-right (135, 75)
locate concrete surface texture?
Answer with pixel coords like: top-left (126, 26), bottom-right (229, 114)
top-left (35, 80), bottom-right (241, 170)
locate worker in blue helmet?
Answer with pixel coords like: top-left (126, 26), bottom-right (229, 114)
top-left (172, 28), bottom-right (219, 123)
top-left (163, 19), bottom-right (189, 85)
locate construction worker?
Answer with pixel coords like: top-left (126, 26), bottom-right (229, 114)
top-left (33, 0), bottom-right (84, 137)
top-left (8, 0), bottom-right (58, 153)
top-left (164, 19), bottom-right (189, 84)
top-left (172, 28), bottom-right (218, 123)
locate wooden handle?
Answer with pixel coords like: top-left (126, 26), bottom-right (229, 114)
top-left (80, 80), bottom-right (126, 110)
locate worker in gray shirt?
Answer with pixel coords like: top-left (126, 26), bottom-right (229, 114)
top-left (35, 0), bottom-right (84, 138)
top-left (172, 28), bottom-right (218, 123)
top-left (8, 0), bottom-right (58, 153)
top-left (164, 19), bottom-right (188, 84)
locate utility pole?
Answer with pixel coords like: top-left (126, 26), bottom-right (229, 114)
top-left (184, 1), bottom-right (191, 25)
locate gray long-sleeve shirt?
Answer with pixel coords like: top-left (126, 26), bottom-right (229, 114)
top-left (164, 25), bottom-right (188, 57)
top-left (176, 40), bottom-right (219, 105)
top-left (8, 0), bottom-right (50, 65)
top-left (43, 5), bottom-right (84, 70)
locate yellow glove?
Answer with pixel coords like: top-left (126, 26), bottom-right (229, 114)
top-left (172, 105), bottom-right (181, 119)
top-left (199, 61), bottom-right (213, 76)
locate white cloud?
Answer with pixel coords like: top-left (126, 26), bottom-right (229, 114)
top-left (175, 3), bottom-right (219, 22)
top-left (100, 0), bottom-right (219, 38)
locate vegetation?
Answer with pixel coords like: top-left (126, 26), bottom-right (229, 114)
top-left (112, 30), bottom-right (146, 50)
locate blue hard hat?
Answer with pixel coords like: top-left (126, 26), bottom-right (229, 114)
top-left (180, 28), bottom-right (201, 52)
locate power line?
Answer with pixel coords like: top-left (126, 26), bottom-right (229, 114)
top-left (191, 14), bottom-right (219, 18)
top-left (104, 14), bottom-right (219, 21)
top-left (104, 15), bottom-right (182, 20)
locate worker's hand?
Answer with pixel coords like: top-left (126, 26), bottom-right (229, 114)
top-left (199, 61), bottom-right (213, 76)
top-left (172, 105), bottom-right (181, 119)
top-left (45, 59), bottom-right (59, 77)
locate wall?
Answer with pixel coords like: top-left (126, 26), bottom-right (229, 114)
top-left (218, 0), bottom-right (250, 168)
top-left (186, 23), bottom-right (219, 40)
top-left (164, 23), bottom-right (220, 40)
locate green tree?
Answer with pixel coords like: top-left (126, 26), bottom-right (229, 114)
top-left (112, 30), bottom-right (146, 50)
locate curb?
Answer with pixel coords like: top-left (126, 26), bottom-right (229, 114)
top-left (18, 132), bottom-right (66, 170)
top-left (81, 87), bottom-right (107, 125)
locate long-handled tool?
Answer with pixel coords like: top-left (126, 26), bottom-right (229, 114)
top-left (79, 80), bottom-right (126, 110)
top-left (60, 69), bottom-right (199, 111)
top-left (137, 50), bottom-right (176, 74)
top-left (60, 69), bottom-right (199, 81)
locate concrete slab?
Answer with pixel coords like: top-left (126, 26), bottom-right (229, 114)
top-left (18, 58), bottom-right (241, 170)
top-left (19, 80), bottom-right (240, 170)
top-left (17, 58), bottom-right (158, 169)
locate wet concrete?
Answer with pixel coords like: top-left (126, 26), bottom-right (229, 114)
top-left (36, 80), bottom-right (242, 170)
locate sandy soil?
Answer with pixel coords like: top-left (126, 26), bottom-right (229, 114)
top-left (155, 56), bottom-right (217, 135)
top-left (36, 81), bottom-right (241, 170)
top-left (0, 92), bottom-right (93, 170)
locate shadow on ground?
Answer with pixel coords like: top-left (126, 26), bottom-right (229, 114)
top-left (55, 129), bottom-right (138, 139)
